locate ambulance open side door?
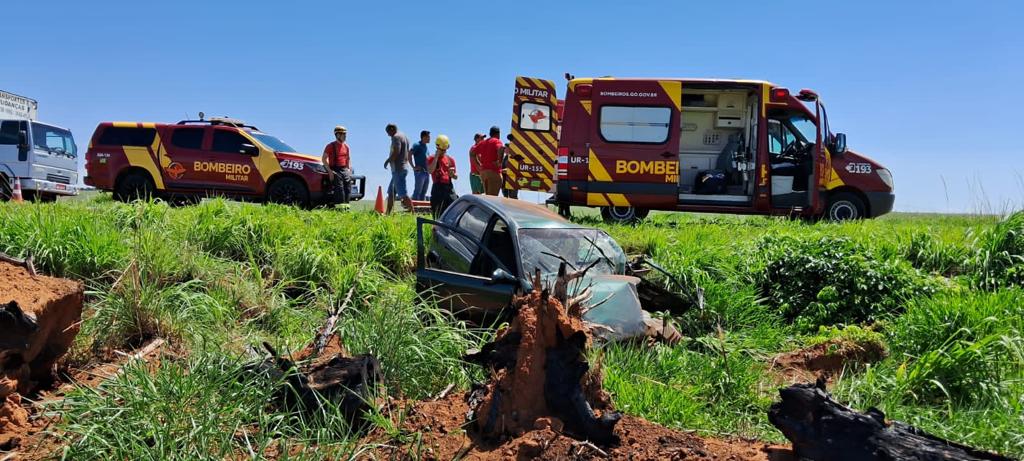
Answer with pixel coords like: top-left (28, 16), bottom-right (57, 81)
top-left (508, 76), bottom-right (559, 193)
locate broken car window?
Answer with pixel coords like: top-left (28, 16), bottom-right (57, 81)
top-left (517, 228), bottom-right (626, 278)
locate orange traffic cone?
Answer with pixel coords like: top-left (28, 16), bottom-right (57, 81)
top-left (11, 178), bottom-right (24, 203)
top-left (373, 186), bottom-right (386, 214)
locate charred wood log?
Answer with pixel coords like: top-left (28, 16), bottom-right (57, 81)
top-left (768, 381), bottom-right (1015, 461)
top-left (254, 342), bottom-right (381, 430)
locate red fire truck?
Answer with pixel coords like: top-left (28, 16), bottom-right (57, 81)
top-left (507, 76), bottom-right (894, 222)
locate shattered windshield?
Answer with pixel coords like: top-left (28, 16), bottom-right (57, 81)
top-left (518, 228), bottom-right (626, 278)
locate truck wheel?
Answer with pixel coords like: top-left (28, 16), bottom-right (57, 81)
top-left (826, 192), bottom-right (866, 221)
top-left (267, 177), bottom-right (309, 208)
top-left (114, 171), bottom-right (155, 202)
top-left (601, 206), bottom-right (649, 224)
top-left (0, 175), bottom-right (11, 201)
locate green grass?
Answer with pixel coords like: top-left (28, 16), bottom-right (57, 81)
top-left (2, 196), bottom-right (1022, 458)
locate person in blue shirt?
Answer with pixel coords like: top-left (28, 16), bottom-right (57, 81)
top-left (410, 130), bottom-right (431, 201)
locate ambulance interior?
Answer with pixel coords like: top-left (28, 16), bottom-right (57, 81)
top-left (677, 89), bottom-right (759, 204)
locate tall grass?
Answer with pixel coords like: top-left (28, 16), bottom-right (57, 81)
top-left (2, 197), bottom-right (1023, 457)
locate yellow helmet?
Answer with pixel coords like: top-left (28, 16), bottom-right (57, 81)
top-left (435, 134), bottom-right (450, 150)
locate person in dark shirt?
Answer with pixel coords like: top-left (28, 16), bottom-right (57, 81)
top-left (428, 135), bottom-right (458, 217)
top-left (410, 130), bottom-right (431, 201)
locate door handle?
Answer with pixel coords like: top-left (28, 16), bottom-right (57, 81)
top-left (660, 152), bottom-right (675, 158)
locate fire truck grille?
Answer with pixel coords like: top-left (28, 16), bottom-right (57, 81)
top-left (46, 173), bottom-right (71, 184)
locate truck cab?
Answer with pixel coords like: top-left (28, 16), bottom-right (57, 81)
top-left (508, 76), bottom-right (895, 222)
top-left (0, 119), bottom-right (79, 201)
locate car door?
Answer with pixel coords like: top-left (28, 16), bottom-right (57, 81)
top-left (162, 126), bottom-right (208, 190)
top-left (588, 79), bottom-right (681, 209)
top-left (208, 127), bottom-right (259, 194)
top-left (416, 205), bottom-right (521, 323)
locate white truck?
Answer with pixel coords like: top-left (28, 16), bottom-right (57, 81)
top-left (1, 90), bottom-right (79, 201)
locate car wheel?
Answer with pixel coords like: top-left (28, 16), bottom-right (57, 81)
top-left (826, 192), bottom-right (866, 221)
top-left (601, 206), bottom-right (649, 224)
top-left (267, 177), bottom-right (309, 208)
top-left (114, 171), bottom-right (155, 202)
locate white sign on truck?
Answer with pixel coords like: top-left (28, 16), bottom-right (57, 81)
top-left (0, 90), bottom-right (38, 120)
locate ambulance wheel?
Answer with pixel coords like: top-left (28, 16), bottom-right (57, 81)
top-left (826, 192), bottom-right (866, 221)
top-left (267, 177), bottom-right (309, 208)
top-left (601, 206), bottom-right (649, 224)
top-left (114, 171), bottom-right (155, 202)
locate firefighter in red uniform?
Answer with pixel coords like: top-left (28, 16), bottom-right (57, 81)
top-left (428, 134), bottom-right (458, 217)
top-left (322, 125), bottom-right (353, 204)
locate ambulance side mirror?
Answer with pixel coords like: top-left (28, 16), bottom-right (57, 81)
top-left (834, 133), bottom-right (847, 155)
top-left (240, 143), bottom-right (259, 156)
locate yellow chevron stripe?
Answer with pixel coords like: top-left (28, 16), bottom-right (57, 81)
top-left (522, 131), bottom-right (555, 175)
top-left (588, 149), bottom-right (612, 182)
top-left (607, 193), bottom-right (630, 207)
top-left (123, 146), bottom-right (165, 190)
top-left (659, 81), bottom-right (682, 110)
top-left (761, 84), bottom-right (769, 117)
top-left (581, 100), bottom-right (592, 115)
top-left (825, 168), bottom-right (845, 190)
top-left (587, 193), bottom-right (610, 206)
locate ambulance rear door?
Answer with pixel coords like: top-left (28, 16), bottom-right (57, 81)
top-left (508, 76), bottom-right (558, 193)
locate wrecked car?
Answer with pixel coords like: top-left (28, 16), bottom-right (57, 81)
top-left (415, 195), bottom-right (683, 341)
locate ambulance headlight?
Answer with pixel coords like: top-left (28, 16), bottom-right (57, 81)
top-left (877, 168), bottom-right (894, 191)
top-left (309, 163), bottom-right (328, 174)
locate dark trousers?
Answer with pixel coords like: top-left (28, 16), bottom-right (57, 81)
top-left (430, 182), bottom-right (457, 218)
top-left (331, 167), bottom-right (352, 204)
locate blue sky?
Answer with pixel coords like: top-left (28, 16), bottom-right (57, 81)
top-left (5, 0), bottom-right (1022, 213)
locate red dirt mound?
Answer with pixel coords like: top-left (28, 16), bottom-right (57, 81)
top-left (771, 339), bottom-right (887, 384)
top-left (365, 392), bottom-right (792, 460)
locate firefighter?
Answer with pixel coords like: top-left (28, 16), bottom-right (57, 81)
top-left (322, 125), bottom-right (352, 205)
top-left (475, 126), bottom-right (504, 196)
top-left (428, 134), bottom-right (458, 217)
top-left (468, 133), bottom-right (485, 194)
top-left (501, 133), bottom-right (518, 199)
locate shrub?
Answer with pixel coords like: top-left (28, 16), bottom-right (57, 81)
top-left (901, 231), bottom-right (970, 276)
top-left (755, 235), bottom-right (935, 330)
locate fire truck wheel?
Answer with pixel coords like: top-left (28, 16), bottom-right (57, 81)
top-left (114, 171), bottom-right (156, 202)
top-left (0, 175), bottom-right (11, 201)
top-left (601, 206), bottom-right (649, 224)
top-left (267, 177), bottom-right (310, 208)
top-left (826, 192), bottom-right (866, 221)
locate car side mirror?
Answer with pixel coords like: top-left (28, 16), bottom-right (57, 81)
top-left (834, 133), bottom-right (847, 155)
top-left (240, 143), bottom-right (259, 156)
top-left (17, 130), bottom-right (28, 150)
top-left (488, 268), bottom-right (517, 285)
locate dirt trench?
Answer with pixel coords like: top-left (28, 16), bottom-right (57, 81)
top-left (0, 260), bottom-right (84, 453)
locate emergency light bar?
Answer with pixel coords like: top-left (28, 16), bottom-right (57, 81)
top-left (797, 89), bottom-right (819, 102)
top-left (575, 84), bottom-right (593, 99)
top-left (770, 87), bottom-right (790, 102)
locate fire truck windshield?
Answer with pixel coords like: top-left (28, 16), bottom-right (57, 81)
top-left (248, 132), bottom-right (297, 152)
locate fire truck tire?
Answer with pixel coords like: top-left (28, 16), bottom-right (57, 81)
top-left (114, 171), bottom-right (156, 202)
top-left (601, 206), bottom-right (649, 224)
top-left (267, 176), bottom-right (309, 208)
top-left (826, 192), bottom-right (866, 221)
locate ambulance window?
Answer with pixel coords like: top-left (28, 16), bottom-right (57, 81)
top-left (98, 127), bottom-right (156, 147)
top-left (767, 119), bottom-right (784, 155)
top-left (171, 128), bottom-right (204, 150)
top-left (519, 102), bottom-right (552, 131)
top-left (212, 130), bottom-right (252, 154)
top-left (599, 106), bottom-right (671, 144)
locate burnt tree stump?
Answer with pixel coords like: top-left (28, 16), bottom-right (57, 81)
top-left (768, 381), bottom-right (1016, 461)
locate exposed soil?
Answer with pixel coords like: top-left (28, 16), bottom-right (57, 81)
top-left (771, 339), bottom-right (887, 384)
top-left (1, 337), bottom-right (168, 460)
top-left (363, 392), bottom-right (793, 460)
